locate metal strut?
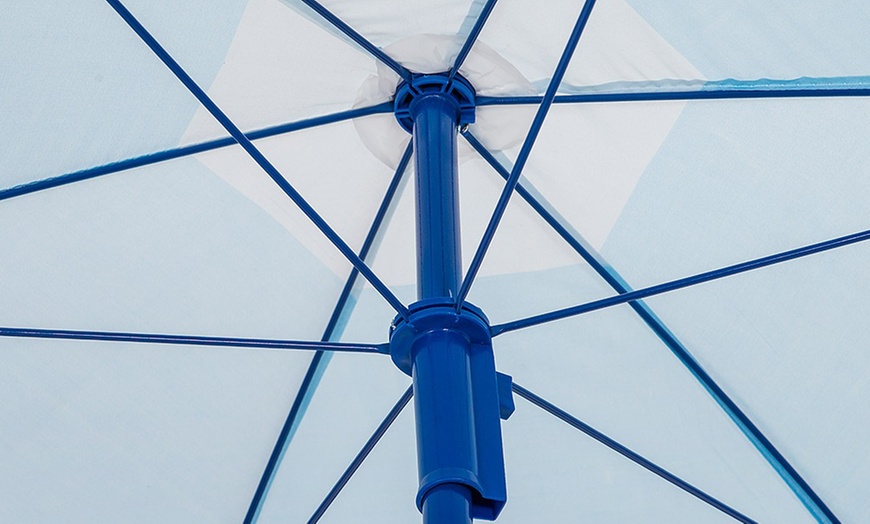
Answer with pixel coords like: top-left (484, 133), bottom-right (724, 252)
top-left (389, 74), bottom-right (509, 524)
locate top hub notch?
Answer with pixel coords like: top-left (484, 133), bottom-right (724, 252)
top-left (393, 73), bottom-right (476, 134)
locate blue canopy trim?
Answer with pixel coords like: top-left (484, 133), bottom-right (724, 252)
top-left (476, 77), bottom-right (870, 106)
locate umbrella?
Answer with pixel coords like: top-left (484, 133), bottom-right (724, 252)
top-left (2, 0), bottom-right (869, 522)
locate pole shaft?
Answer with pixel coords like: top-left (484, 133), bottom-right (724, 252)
top-left (412, 94), bottom-right (462, 300)
top-left (411, 92), bottom-right (474, 524)
top-left (423, 485), bottom-right (473, 524)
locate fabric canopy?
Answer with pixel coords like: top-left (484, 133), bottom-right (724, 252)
top-left (2, 1), bottom-right (868, 522)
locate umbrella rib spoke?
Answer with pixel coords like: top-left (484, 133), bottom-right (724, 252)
top-left (512, 383), bottom-right (758, 524)
top-left (476, 79), bottom-right (870, 106)
top-left (295, 0), bottom-right (411, 82)
top-left (308, 386), bottom-right (414, 523)
top-left (454, 0), bottom-right (598, 311)
top-left (491, 227), bottom-right (870, 336)
top-left (107, 0), bottom-right (410, 321)
top-left (448, 0), bottom-right (499, 80)
top-left (468, 131), bottom-right (844, 523)
top-left (0, 103), bottom-right (392, 203)
top-left (244, 143), bottom-right (413, 524)
top-left (0, 327), bottom-right (386, 354)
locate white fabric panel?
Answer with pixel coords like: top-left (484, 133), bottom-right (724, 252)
top-left (470, 0), bottom-right (583, 89)
top-left (304, 0), bottom-right (475, 48)
top-left (509, 101), bottom-right (690, 251)
top-left (362, 143), bottom-right (616, 324)
top-left (458, 156), bottom-right (619, 324)
top-left (192, 118), bottom-right (400, 279)
top-left (458, 155), bottom-right (581, 278)
top-left (564, 0), bottom-right (704, 87)
top-left (180, 0), bottom-right (384, 142)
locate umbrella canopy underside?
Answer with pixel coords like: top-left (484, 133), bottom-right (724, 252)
top-left (2, 1), bottom-right (869, 522)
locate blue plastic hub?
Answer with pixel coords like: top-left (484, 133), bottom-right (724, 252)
top-left (389, 298), bottom-right (489, 375)
top-left (390, 299), bottom-right (507, 521)
top-left (394, 73), bottom-right (476, 134)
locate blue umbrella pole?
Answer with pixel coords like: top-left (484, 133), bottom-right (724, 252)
top-left (423, 485), bottom-right (473, 524)
top-left (389, 74), bottom-right (507, 523)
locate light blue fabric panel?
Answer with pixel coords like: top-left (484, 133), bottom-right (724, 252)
top-left (602, 97), bottom-right (870, 287)
top-left (626, 0), bottom-right (870, 79)
top-left (600, 95), bottom-right (870, 520)
top-left (312, 393), bottom-right (421, 523)
top-left (0, 338), bottom-right (314, 523)
top-left (643, 243), bottom-right (870, 522)
top-left (495, 305), bottom-right (812, 523)
top-left (0, 145), bottom-right (350, 521)
top-left (257, 351), bottom-right (410, 523)
top-left (0, 1), bottom-right (245, 187)
top-left (0, 152), bottom-right (342, 338)
top-left (499, 392), bottom-right (742, 523)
